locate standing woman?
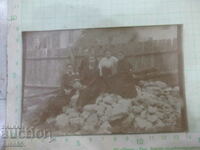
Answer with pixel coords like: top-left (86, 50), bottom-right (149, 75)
top-left (112, 51), bottom-right (137, 98)
top-left (78, 49), bottom-right (90, 82)
top-left (79, 55), bottom-right (98, 86)
top-left (98, 50), bottom-right (118, 93)
top-left (98, 50), bottom-right (118, 78)
top-left (77, 55), bottom-right (105, 108)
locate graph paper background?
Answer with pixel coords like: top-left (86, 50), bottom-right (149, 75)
top-left (5, 0), bottom-right (200, 149)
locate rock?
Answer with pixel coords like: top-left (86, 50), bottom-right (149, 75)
top-left (147, 114), bottom-right (158, 123)
top-left (68, 112), bottom-right (80, 119)
top-left (110, 101), bottom-right (130, 121)
top-left (118, 99), bottom-right (132, 106)
top-left (55, 114), bottom-right (70, 128)
top-left (167, 95), bottom-right (177, 104)
top-left (154, 81), bottom-right (168, 89)
top-left (85, 114), bottom-right (98, 127)
top-left (163, 88), bottom-right (172, 95)
top-left (104, 105), bottom-right (113, 119)
top-left (143, 81), bottom-right (152, 87)
top-left (140, 105), bottom-right (145, 109)
top-left (137, 92), bottom-right (158, 105)
top-left (103, 94), bottom-right (117, 105)
top-left (140, 111), bottom-right (147, 119)
top-left (129, 113), bottom-right (135, 121)
top-left (144, 86), bottom-right (162, 95)
top-left (99, 121), bottom-right (112, 131)
top-left (158, 95), bottom-right (168, 104)
top-left (116, 95), bottom-right (123, 102)
top-left (96, 104), bottom-right (106, 117)
top-left (109, 113), bottom-right (124, 121)
top-left (155, 111), bottom-right (164, 119)
top-left (155, 119), bottom-right (165, 128)
top-left (144, 81), bottom-right (167, 88)
top-left (148, 106), bottom-right (157, 114)
top-left (82, 125), bottom-right (95, 132)
top-left (96, 94), bottom-right (104, 104)
top-left (131, 97), bottom-right (138, 103)
top-left (172, 86), bottom-right (179, 95)
top-left (81, 111), bottom-right (91, 120)
top-left (147, 98), bottom-right (158, 105)
top-left (64, 108), bottom-right (76, 115)
top-left (122, 113), bottom-right (135, 128)
top-left (83, 104), bottom-right (98, 113)
top-left (83, 114), bottom-right (99, 132)
top-left (70, 117), bottom-right (84, 129)
top-left (162, 104), bottom-right (173, 113)
top-left (132, 106), bottom-right (143, 114)
top-left (135, 117), bottom-right (153, 129)
top-left (166, 114), bottom-right (177, 123)
top-left (100, 115), bottom-right (109, 122)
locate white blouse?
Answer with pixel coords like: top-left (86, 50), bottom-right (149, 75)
top-left (98, 56), bottom-right (118, 76)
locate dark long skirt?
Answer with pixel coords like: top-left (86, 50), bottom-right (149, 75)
top-left (109, 73), bottom-right (137, 98)
top-left (77, 77), bottom-right (108, 108)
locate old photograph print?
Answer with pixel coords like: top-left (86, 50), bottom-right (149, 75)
top-left (22, 25), bottom-right (187, 135)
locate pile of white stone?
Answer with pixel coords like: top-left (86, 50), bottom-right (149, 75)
top-left (49, 81), bottom-right (184, 134)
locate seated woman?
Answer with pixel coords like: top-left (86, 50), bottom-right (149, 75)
top-left (37, 64), bottom-right (79, 124)
top-left (110, 51), bottom-right (137, 98)
top-left (61, 64), bottom-right (79, 96)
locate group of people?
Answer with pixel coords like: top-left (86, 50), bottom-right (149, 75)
top-left (38, 50), bottom-right (137, 125)
top-left (61, 50), bottom-right (138, 108)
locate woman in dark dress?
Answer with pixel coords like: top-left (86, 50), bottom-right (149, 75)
top-left (37, 64), bottom-right (78, 124)
top-left (79, 56), bottom-right (99, 86)
top-left (111, 51), bottom-right (137, 98)
top-left (77, 56), bottom-right (107, 108)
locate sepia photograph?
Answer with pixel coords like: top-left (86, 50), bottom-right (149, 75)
top-left (22, 25), bottom-right (187, 135)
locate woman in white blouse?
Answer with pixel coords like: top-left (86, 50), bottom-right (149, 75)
top-left (98, 50), bottom-right (118, 78)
